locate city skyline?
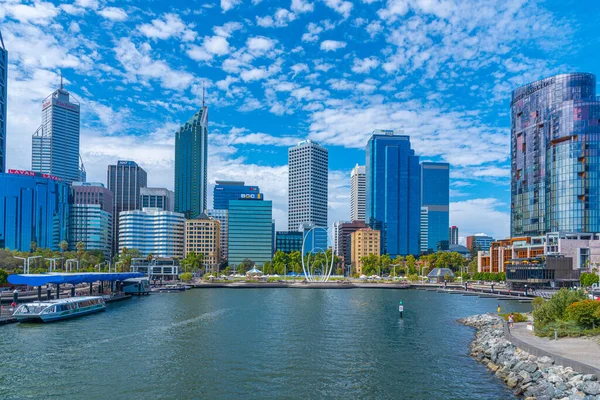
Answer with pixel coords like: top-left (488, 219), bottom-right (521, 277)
top-left (1, 2), bottom-right (598, 240)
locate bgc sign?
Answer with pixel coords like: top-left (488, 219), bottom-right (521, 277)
top-left (239, 193), bottom-right (262, 200)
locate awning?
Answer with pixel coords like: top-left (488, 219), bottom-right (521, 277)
top-left (8, 272), bottom-right (145, 286)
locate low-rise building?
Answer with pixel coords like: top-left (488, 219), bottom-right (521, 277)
top-left (119, 207), bottom-right (185, 258)
top-left (276, 231), bottom-right (303, 253)
top-left (185, 214), bottom-right (220, 273)
top-left (466, 235), bottom-right (495, 251)
top-left (351, 228), bottom-right (380, 275)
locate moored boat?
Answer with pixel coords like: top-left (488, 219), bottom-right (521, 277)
top-left (157, 284), bottom-right (189, 293)
top-left (13, 296), bottom-right (106, 323)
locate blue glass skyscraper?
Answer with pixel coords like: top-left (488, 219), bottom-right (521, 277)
top-left (366, 131), bottom-right (421, 256)
top-left (213, 180), bottom-right (261, 210)
top-left (0, 30), bottom-right (6, 173)
top-left (420, 162), bottom-right (450, 253)
top-left (175, 104), bottom-right (208, 219)
top-left (0, 170), bottom-right (70, 251)
top-left (228, 199), bottom-right (273, 267)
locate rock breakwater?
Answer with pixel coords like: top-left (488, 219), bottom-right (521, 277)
top-left (461, 314), bottom-right (600, 400)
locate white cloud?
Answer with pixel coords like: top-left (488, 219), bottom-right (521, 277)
top-left (323, 0), bottom-right (353, 18)
top-left (204, 36), bottom-right (230, 55)
top-left (247, 36), bottom-right (276, 52)
top-left (221, 0), bottom-right (242, 12)
top-left (351, 56), bottom-right (379, 73)
top-left (138, 13), bottom-right (193, 40)
top-left (320, 40), bottom-right (346, 51)
top-left (75, 0), bottom-right (99, 9)
top-left (97, 7), bottom-right (128, 21)
top-left (257, 8), bottom-right (296, 27)
top-left (213, 21), bottom-right (243, 38)
top-left (450, 198), bottom-right (509, 240)
top-left (291, 0), bottom-right (314, 13)
top-left (0, 1), bottom-right (59, 25)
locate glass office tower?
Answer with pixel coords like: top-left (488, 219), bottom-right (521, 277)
top-left (511, 73), bottom-right (600, 236)
top-left (228, 199), bottom-right (273, 267)
top-left (0, 171), bottom-right (70, 251)
top-left (366, 131), bottom-right (421, 256)
top-left (420, 162), bottom-right (450, 253)
top-left (70, 182), bottom-right (113, 259)
top-left (213, 181), bottom-right (260, 210)
top-left (175, 106), bottom-right (208, 219)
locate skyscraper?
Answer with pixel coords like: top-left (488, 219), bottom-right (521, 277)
top-left (107, 160), bottom-right (147, 255)
top-left (288, 140), bottom-right (328, 231)
top-left (366, 130), bottom-right (420, 257)
top-left (350, 164), bottom-right (366, 222)
top-left (511, 73), bottom-right (600, 236)
top-left (175, 104), bottom-right (208, 219)
top-left (70, 182), bottom-right (113, 259)
top-left (228, 199), bottom-right (273, 267)
top-left (420, 162), bottom-right (450, 252)
top-left (0, 30), bottom-right (7, 174)
top-left (119, 208), bottom-right (185, 258)
top-left (449, 226), bottom-right (459, 245)
top-left (213, 181), bottom-right (261, 210)
top-left (140, 187), bottom-right (174, 211)
top-left (32, 79), bottom-right (81, 183)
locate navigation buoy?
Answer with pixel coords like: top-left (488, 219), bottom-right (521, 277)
top-left (399, 299), bottom-right (404, 319)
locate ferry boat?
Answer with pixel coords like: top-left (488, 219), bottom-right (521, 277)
top-left (157, 284), bottom-right (189, 293)
top-left (123, 277), bottom-right (151, 295)
top-left (13, 296), bottom-right (106, 323)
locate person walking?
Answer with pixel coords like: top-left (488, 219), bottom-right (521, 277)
top-left (508, 313), bottom-right (514, 329)
top-left (497, 304), bottom-right (501, 314)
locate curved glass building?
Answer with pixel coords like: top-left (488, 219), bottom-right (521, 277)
top-left (511, 73), bottom-right (600, 236)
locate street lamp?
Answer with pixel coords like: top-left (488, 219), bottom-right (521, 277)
top-left (66, 259), bottom-right (79, 273)
top-left (114, 261), bottom-right (124, 273)
top-left (391, 264), bottom-right (402, 279)
top-left (421, 266), bottom-right (428, 284)
top-left (46, 257), bottom-right (62, 272)
top-left (14, 257), bottom-right (26, 273)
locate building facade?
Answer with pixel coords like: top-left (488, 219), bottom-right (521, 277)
top-left (185, 214), bottom-right (221, 273)
top-left (420, 207), bottom-right (429, 254)
top-left (0, 171), bottom-right (69, 251)
top-left (32, 82), bottom-right (82, 183)
top-left (69, 182), bottom-right (113, 259)
top-left (350, 164), bottom-right (366, 222)
top-left (511, 73), bottom-right (600, 237)
top-left (351, 228), bottom-right (381, 275)
top-left (107, 160), bottom-right (147, 255)
top-left (175, 106), bottom-right (208, 219)
top-left (0, 30), bottom-right (6, 173)
top-left (336, 220), bottom-right (368, 268)
top-left (208, 209), bottom-right (228, 262)
top-left (275, 231), bottom-right (303, 253)
top-left (228, 199), bottom-right (273, 267)
top-left (449, 226), bottom-right (459, 245)
top-left (213, 181), bottom-right (261, 210)
top-left (420, 162), bottom-right (449, 252)
top-left (118, 208), bottom-right (185, 259)
top-left (366, 131), bottom-right (420, 256)
top-left (288, 140), bottom-right (328, 231)
top-left (140, 187), bottom-right (174, 211)
top-left (466, 235), bottom-right (495, 251)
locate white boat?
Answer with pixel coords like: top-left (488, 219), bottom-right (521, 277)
top-left (12, 296), bottom-right (106, 323)
top-left (123, 277), bottom-right (151, 294)
top-left (157, 284), bottom-right (189, 293)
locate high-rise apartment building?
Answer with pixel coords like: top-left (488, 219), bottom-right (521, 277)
top-left (119, 208), bottom-right (185, 258)
top-left (0, 170), bottom-right (69, 251)
top-left (208, 209), bottom-right (228, 261)
top-left (420, 162), bottom-right (450, 252)
top-left (140, 187), bottom-right (174, 211)
top-left (449, 226), bottom-right (459, 245)
top-left (0, 30), bottom-right (7, 173)
top-left (351, 228), bottom-right (380, 275)
top-left (288, 140), bottom-right (328, 231)
top-left (228, 199), bottom-right (273, 267)
top-left (32, 81), bottom-right (81, 183)
top-left (185, 214), bottom-right (221, 273)
top-left (69, 182), bottom-right (113, 259)
top-left (107, 160), bottom-right (147, 255)
top-left (336, 220), bottom-right (368, 268)
top-left (511, 73), bottom-right (600, 236)
top-left (213, 181), bottom-right (261, 210)
top-left (175, 105), bottom-right (208, 219)
top-left (366, 131), bottom-right (420, 256)
top-left (350, 164), bottom-right (366, 222)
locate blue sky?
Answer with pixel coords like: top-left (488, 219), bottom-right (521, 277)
top-left (1, 0), bottom-right (599, 241)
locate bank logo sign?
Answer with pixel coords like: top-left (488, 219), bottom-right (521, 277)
top-left (239, 193), bottom-right (262, 200)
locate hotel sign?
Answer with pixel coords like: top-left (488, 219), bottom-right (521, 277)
top-left (8, 169), bottom-right (36, 176)
top-left (42, 174), bottom-right (62, 181)
top-left (42, 98), bottom-right (80, 112)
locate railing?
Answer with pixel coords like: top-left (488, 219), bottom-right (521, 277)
top-left (0, 305), bottom-right (16, 318)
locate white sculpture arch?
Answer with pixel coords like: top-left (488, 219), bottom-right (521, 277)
top-left (301, 226), bottom-right (335, 282)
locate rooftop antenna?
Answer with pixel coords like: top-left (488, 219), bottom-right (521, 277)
top-left (60, 74), bottom-right (64, 90)
top-left (202, 82), bottom-right (205, 108)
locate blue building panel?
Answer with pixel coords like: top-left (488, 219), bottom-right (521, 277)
top-left (366, 133), bottom-right (421, 256)
top-left (228, 199), bottom-right (273, 267)
top-left (421, 162), bottom-right (450, 252)
top-left (213, 181), bottom-right (261, 210)
top-left (0, 171), bottom-right (70, 251)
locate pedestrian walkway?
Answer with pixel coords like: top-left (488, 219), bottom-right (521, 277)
top-left (509, 322), bottom-right (600, 375)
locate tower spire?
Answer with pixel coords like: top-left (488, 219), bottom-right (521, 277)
top-left (60, 73), bottom-right (63, 90)
top-left (202, 81), bottom-right (205, 108)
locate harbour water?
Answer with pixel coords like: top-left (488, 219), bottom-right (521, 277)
top-left (0, 289), bottom-right (531, 399)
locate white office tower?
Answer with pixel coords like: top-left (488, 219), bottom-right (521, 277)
top-left (350, 164), bottom-right (366, 222)
top-left (32, 80), bottom-right (81, 183)
top-left (288, 140), bottom-right (328, 231)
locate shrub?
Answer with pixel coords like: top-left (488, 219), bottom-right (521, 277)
top-left (407, 274), bottom-right (420, 282)
top-left (565, 300), bottom-right (600, 328)
top-left (180, 272), bottom-right (193, 282)
top-left (580, 272), bottom-right (599, 288)
top-left (532, 288), bottom-right (587, 328)
top-left (499, 312), bottom-right (527, 323)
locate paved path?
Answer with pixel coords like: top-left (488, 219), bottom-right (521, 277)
top-left (510, 322), bottom-right (600, 373)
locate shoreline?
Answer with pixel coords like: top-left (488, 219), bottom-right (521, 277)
top-left (461, 314), bottom-right (600, 399)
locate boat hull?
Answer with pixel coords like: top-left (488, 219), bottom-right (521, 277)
top-left (39, 305), bottom-right (106, 322)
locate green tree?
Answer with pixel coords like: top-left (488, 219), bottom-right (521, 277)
top-left (30, 241), bottom-right (37, 253)
top-left (406, 255), bottom-right (417, 274)
top-left (469, 243), bottom-right (479, 261)
top-left (238, 258), bottom-right (254, 273)
top-left (580, 272), bottom-right (599, 287)
top-left (566, 300), bottom-right (600, 328)
top-left (360, 254), bottom-right (379, 276)
top-left (533, 288), bottom-right (587, 328)
top-left (380, 254), bottom-right (391, 276)
top-left (180, 272), bottom-right (193, 282)
top-left (182, 252), bottom-right (204, 273)
top-left (391, 255), bottom-right (405, 276)
top-left (0, 268), bottom-right (8, 285)
top-left (272, 251), bottom-right (288, 275)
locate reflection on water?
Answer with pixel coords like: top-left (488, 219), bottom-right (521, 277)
top-left (0, 289), bottom-right (530, 399)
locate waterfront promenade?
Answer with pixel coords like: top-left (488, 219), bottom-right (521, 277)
top-left (508, 322), bottom-right (600, 376)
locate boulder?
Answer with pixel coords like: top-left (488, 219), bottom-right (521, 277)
top-left (580, 381), bottom-right (600, 396)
